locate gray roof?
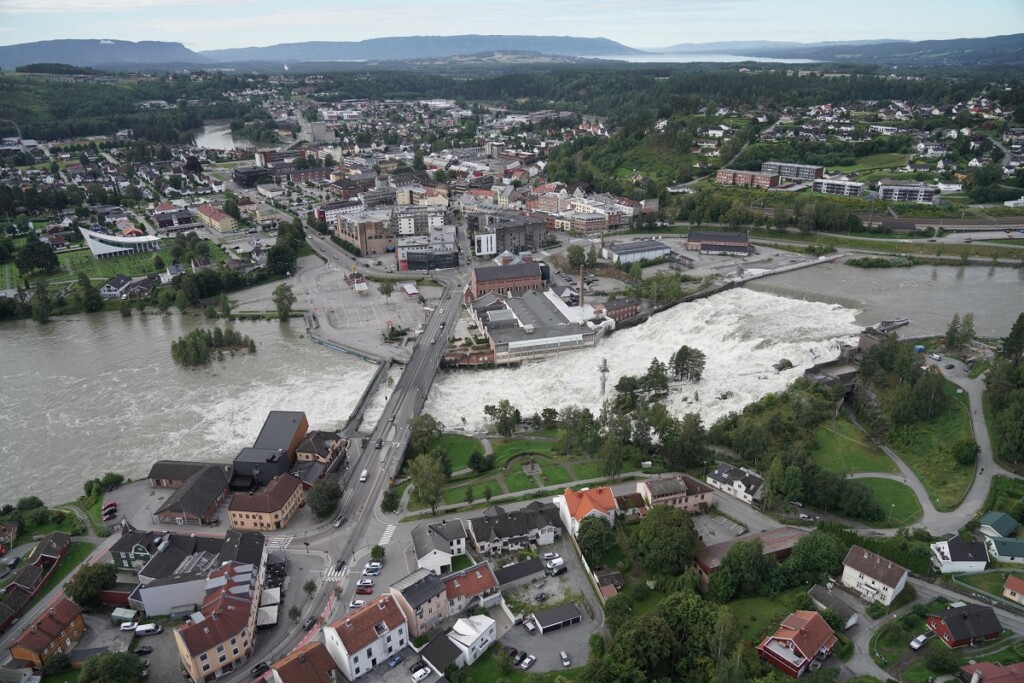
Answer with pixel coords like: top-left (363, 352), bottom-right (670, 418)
top-left (147, 460), bottom-right (216, 482)
top-left (946, 535), bottom-right (987, 562)
top-left (253, 411), bottom-right (306, 451)
top-left (109, 530), bottom-right (161, 555)
top-left (646, 477), bottom-right (688, 498)
top-left (808, 585), bottom-right (856, 623)
top-left (473, 262), bottom-right (541, 283)
top-left (155, 465), bottom-right (229, 518)
top-left (493, 558), bottom-right (544, 586)
top-left (532, 602), bottom-right (582, 628)
top-left (932, 604), bottom-right (1002, 641)
top-left (843, 546), bottom-right (907, 589)
top-left (707, 464), bottom-right (763, 496)
top-left (296, 430), bottom-right (340, 457)
top-left (220, 530), bottom-right (265, 567)
top-left (411, 520), bottom-right (466, 560)
top-left (605, 240), bottom-right (670, 256)
top-left (421, 632), bottom-right (461, 672)
top-left (469, 502), bottom-right (562, 546)
top-left (687, 230), bottom-right (749, 244)
top-left (391, 569), bottom-right (445, 608)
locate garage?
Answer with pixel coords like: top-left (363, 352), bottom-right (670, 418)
top-left (532, 603), bottom-right (582, 634)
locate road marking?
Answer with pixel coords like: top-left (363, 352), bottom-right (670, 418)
top-left (323, 566), bottom-right (348, 581)
top-left (266, 535), bottom-right (294, 549)
top-left (379, 524), bottom-right (396, 545)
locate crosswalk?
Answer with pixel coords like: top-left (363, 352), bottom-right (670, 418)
top-left (379, 524), bottom-right (396, 546)
top-left (323, 566), bottom-right (348, 581)
top-left (266, 535), bottom-right (294, 550)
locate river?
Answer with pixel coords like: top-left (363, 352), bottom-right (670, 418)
top-left (0, 314), bottom-right (375, 504)
top-left (193, 123), bottom-right (257, 151)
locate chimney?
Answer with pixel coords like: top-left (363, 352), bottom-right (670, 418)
top-left (49, 608), bottom-right (56, 617)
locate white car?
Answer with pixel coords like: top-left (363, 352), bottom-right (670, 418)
top-left (560, 651), bottom-right (571, 667)
top-left (349, 599), bottom-right (366, 609)
top-left (910, 633), bottom-right (930, 650)
top-left (411, 666), bottom-right (431, 682)
top-left (356, 578), bottom-right (374, 587)
top-left (119, 621), bottom-right (138, 632)
top-left (519, 654), bottom-right (537, 670)
top-left (541, 552), bottom-right (560, 561)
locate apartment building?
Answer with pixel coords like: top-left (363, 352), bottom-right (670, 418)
top-left (324, 596), bottom-right (408, 681)
top-left (761, 162), bottom-right (824, 181)
top-left (228, 474), bottom-right (305, 532)
top-left (877, 179), bottom-right (936, 203)
top-left (336, 209), bottom-right (394, 256)
top-left (812, 179), bottom-right (865, 196)
top-left (196, 204), bottom-right (238, 233)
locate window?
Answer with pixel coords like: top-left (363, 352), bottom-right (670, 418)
top-left (202, 664), bottom-right (211, 672)
top-left (200, 654), bottom-right (208, 662)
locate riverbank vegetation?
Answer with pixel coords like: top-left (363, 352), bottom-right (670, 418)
top-left (170, 327), bottom-right (255, 366)
top-left (987, 313), bottom-right (1024, 467)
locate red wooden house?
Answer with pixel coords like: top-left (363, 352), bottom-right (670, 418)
top-left (757, 610), bottom-right (837, 678)
top-left (926, 604), bottom-right (1002, 648)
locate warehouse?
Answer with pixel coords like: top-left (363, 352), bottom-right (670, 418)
top-left (602, 239), bottom-right (671, 264)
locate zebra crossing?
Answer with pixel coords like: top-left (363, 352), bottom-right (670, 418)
top-left (379, 524), bottom-right (396, 546)
top-left (323, 566), bottom-right (348, 582)
top-left (266, 535), bottom-right (294, 550)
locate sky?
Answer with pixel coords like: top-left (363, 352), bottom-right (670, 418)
top-left (0, 0), bottom-right (1020, 52)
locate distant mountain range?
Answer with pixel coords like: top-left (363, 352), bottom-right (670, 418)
top-left (0, 33), bottom-right (1020, 71)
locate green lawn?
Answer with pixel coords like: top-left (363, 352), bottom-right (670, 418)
top-left (490, 439), bottom-right (557, 467)
top-left (451, 554), bottom-right (474, 572)
top-left (812, 419), bottom-right (896, 475)
top-left (503, 471), bottom-right (537, 493)
top-left (540, 465), bottom-right (572, 487)
top-left (27, 542), bottom-right (95, 610)
top-left (41, 671), bottom-right (79, 683)
top-left (984, 476), bottom-right (1024, 515)
top-left (15, 512), bottom-right (84, 546)
top-left (960, 571), bottom-right (1024, 598)
top-left (728, 588), bottom-right (808, 642)
top-left (571, 461), bottom-right (605, 482)
top-left (831, 153), bottom-right (913, 173)
top-left (857, 478), bottom-right (923, 527)
top-left (887, 381), bottom-right (975, 511)
top-left (442, 479), bottom-right (497, 506)
top-left (439, 434), bottom-right (484, 472)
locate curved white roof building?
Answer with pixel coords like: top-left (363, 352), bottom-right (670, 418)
top-left (79, 226), bottom-right (161, 258)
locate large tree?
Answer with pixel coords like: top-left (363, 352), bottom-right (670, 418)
top-left (15, 239), bottom-right (59, 274)
top-left (1002, 312), bottom-right (1024, 365)
top-left (76, 273), bottom-right (103, 313)
top-left (78, 652), bottom-right (143, 683)
top-left (305, 479), bottom-right (342, 519)
top-left (64, 563), bottom-right (117, 610)
top-left (576, 515), bottom-right (616, 563)
top-left (272, 283), bottom-right (296, 320)
top-left (408, 413), bottom-right (443, 456)
top-left (408, 452), bottom-right (447, 514)
top-left (631, 505), bottom-right (698, 575)
top-left (483, 399), bottom-right (520, 438)
top-left (706, 539), bottom-right (774, 603)
top-left (670, 345), bottom-right (707, 382)
top-left (378, 280), bottom-right (394, 301)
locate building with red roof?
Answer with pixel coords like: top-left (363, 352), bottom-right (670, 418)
top-left (1003, 575), bottom-right (1024, 606)
top-left (324, 595), bottom-right (408, 681)
top-left (757, 610), bottom-right (838, 678)
top-left (8, 597), bottom-right (84, 667)
top-left (556, 486), bottom-right (617, 536)
top-left (271, 641), bottom-right (339, 683)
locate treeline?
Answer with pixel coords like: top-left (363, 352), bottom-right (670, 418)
top-left (170, 327), bottom-right (255, 366)
top-left (732, 134), bottom-right (914, 170)
top-left (15, 63), bottom-right (104, 75)
top-left (709, 378), bottom-right (885, 521)
top-left (987, 313), bottom-right (1024, 463)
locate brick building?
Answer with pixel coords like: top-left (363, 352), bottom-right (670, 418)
top-left (467, 263), bottom-right (542, 301)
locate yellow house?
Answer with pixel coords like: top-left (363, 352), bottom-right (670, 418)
top-left (228, 474), bottom-right (304, 531)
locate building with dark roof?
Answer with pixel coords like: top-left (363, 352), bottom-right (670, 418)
top-left (252, 411), bottom-right (309, 464)
top-left (705, 463), bottom-right (765, 504)
top-left (109, 530), bottom-right (163, 573)
top-left (411, 519), bottom-right (467, 575)
top-left (601, 240), bottom-right (670, 264)
top-left (685, 231), bottom-right (752, 255)
top-left (468, 262), bottom-right (543, 301)
top-left (324, 596), bottom-right (408, 681)
top-left (467, 503), bottom-right (562, 556)
top-left (296, 431), bottom-right (345, 465)
top-left (228, 474), bottom-right (304, 532)
top-left (931, 535), bottom-right (988, 574)
top-left (492, 558), bottom-right (544, 587)
top-left (220, 530), bottom-right (266, 568)
top-left (8, 597), bottom-right (85, 668)
top-left (154, 465), bottom-right (230, 526)
top-left (927, 604), bottom-right (1003, 648)
top-left (841, 546), bottom-right (909, 607)
top-left (147, 460), bottom-right (217, 489)
top-left (696, 527), bottom-right (808, 591)
top-left (532, 603), bottom-right (582, 633)
top-left (231, 448), bottom-right (290, 489)
top-left (389, 569), bottom-right (447, 638)
top-left (638, 474), bottom-right (713, 514)
top-left (808, 585), bottom-right (858, 631)
top-left (420, 632), bottom-right (461, 675)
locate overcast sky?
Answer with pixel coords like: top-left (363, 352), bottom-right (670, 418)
top-left (0, 0), bottom-right (1019, 52)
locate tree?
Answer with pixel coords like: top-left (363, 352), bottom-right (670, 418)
top-left (288, 605), bottom-right (301, 622)
top-left (599, 438), bottom-right (625, 478)
top-left (306, 479), bottom-right (343, 518)
top-left (820, 608), bottom-right (845, 633)
top-left (555, 406), bottom-right (601, 456)
top-left (777, 531), bottom-right (846, 588)
top-left (603, 613), bottom-right (675, 678)
top-left (950, 437), bottom-right (980, 466)
top-left (483, 485), bottom-right (493, 503)
top-left (960, 313), bottom-right (976, 349)
top-left (566, 244), bottom-right (586, 268)
top-left (1002, 312), bottom-right (1024, 365)
top-left (587, 244), bottom-right (599, 266)
top-left (64, 562), bottom-right (117, 609)
top-left (409, 413), bottom-right (443, 455)
top-left (42, 651), bottom-right (71, 675)
top-left (379, 281), bottom-right (394, 301)
top-left (119, 299), bottom-right (132, 317)
top-left (15, 239), bottom-right (59, 274)
top-left (222, 197), bottom-right (241, 219)
top-left (174, 289), bottom-right (190, 313)
top-left (577, 516), bottom-right (616, 563)
top-left (484, 399), bottom-right (520, 437)
top-left (76, 273), bottom-right (103, 313)
top-left (670, 345), bottom-right (706, 382)
top-left (79, 652), bottom-right (143, 683)
top-left (303, 579), bottom-right (317, 599)
top-left (706, 539), bottom-right (774, 603)
top-left (468, 450), bottom-right (495, 473)
top-left (945, 313), bottom-right (962, 350)
top-left (541, 407), bottom-right (558, 429)
top-left (371, 544), bottom-right (386, 561)
top-left (380, 488), bottom-right (399, 513)
top-left (464, 485), bottom-right (475, 505)
top-left (631, 505), bottom-right (698, 575)
top-left (408, 452), bottom-right (447, 514)
top-left (272, 283), bottom-right (296, 320)
top-left (31, 283), bottom-right (50, 323)
top-left (661, 412), bottom-right (709, 471)
top-left (603, 594), bottom-right (634, 636)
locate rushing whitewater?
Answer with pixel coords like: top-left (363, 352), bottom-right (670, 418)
top-left (426, 289), bottom-right (862, 431)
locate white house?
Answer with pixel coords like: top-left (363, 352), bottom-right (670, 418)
top-left (99, 274), bottom-right (132, 300)
top-left (705, 464), bottom-right (765, 505)
top-left (446, 615), bottom-right (496, 666)
top-left (324, 596), bottom-right (408, 681)
top-left (986, 537), bottom-right (1024, 564)
top-left (411, 520), bottom-right (467, 575)
top-left (466, 503), bottom-right (562, 556)
top-left (555, 486), bottom-right (617, 537)
top-left (930, 536), bottom-right (988, 574)
top-left (840, 546), bottom-right (909, 607)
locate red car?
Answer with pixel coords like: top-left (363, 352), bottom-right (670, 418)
top-left (355, 585), bottom-right (374, 595)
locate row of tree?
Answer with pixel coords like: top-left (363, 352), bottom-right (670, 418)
top-left (987, 313), bottom-right (1024, 463)
top-left (170, 327), bottom-right (256, 366)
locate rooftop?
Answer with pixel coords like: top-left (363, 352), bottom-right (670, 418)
top-left (327, 595), bottom-right (406, 654)
top-left (843, 546), bottom-right (908, 589)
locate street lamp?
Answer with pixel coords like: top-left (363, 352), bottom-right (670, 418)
top-left (888, 503), bottom-right (895, 525)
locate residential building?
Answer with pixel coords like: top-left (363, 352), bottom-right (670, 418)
top-left (228, 474), bottom-right (305, 531)
top-left (812, 179), bottom-right (864, 196)
top-left (389, 569), bottom-right (448, 638)
top-left (8, 597), bottom-right (85, 668)
top-left (467, 503), bottom-right (562, 556)
top-left (271, 641), bottom-right (340, 683)
top-left (196, 204), bottom-right (239, 232)
top-left (467, 263), bottom-right (543, 301)
top-left (705, 464), bottom-right (765, 504)
top-left (931, 535), bottom-right (988, 574)
top-left (295, 431), bottom-right (344, 465)
top-left (637, 474), bottom-right (714, 514)
top-left (959, 661), bottom-right (1024, 683)
top-left (231, 448), bottom-right (291, 488)
top-left (174, 561), bottom-right (262, 682)
top-left (877, 179), bottom-right (936, 204)
top-left (466, 211), bottom-right (548, 257)
top-left (78, 226), bottom-right (160, 259)
top-left (153, 208), bottom-right (202, 236)
top-left (985, 537), bottom-right (1024, 564)
top-left (411, 520), bottom-right (467, 575)
top-left (840, 546), bottom-right (909, 607)
top-left (696, 527), bottom-right (807, 591)
top-left (154, 465), bottom-right (230, 526)
top-left (757, 610), bottom-right (837, 678)
top-left (556, 486), bottom-right (617, 536)
top-left (602, 240), bottom-right (671, 264)
top-left (446, 615), bottom-right (496, 666)
top-left (807, 585), bottom-right (858, 631)
top-left (323, 595), bottom-right (408, 681)
top-left (927, 604), bottom-right (1003, 648)
top-left (685, 231), bottom-right (752, 256)
top-left (109, 530), bottom-right (164, 573)
top-left (1003, 575), bottom-right (1024, 606)
top-left (442, 562), bottom-right (500, 616)
top-left (979, 512), bottom-right (1019, 539)
top-left (714, 169), bottom-right (780, 189)
top-left (761, 162), bottom-right (824, 181)
top-left (570, 212), bottom-right (608, 235)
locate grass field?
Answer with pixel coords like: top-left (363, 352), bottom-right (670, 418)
top-left (490, 439), bottom-right (557, 467)
top-left (858, 478), bottom-right (923, 527)
top-left (27, 542), bottom-right (95, 610)
top-left (572, 461), bottom-right (605, 481)
top-left (984, 476), bottom-right (1024, 516)
top-left (728, 588), bottom-right (807, 642)
top-left (812, 419), bottom-right (897, 475)
top-left (960, 570), bottom-right (1024, 598)
top-left (503, 471), bottom-right (536, 493)
top-left (439, 434), bottom-right (484, 472)
top-left (831, 153), bottom-right (913, 173)
top-left (888, 381), bottom-right (974, 511)
top-left (540, 465), bottom-right (572, 487)
top-left (751, 228), bottom-right (1024, 262)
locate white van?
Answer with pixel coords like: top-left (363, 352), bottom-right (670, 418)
top-left (359, 469), bottom-right (368, 483)
top-left (135, 624), bottom-right (162, 637)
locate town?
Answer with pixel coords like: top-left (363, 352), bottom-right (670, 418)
top-left (2, 16), bottom-right (1024, 683)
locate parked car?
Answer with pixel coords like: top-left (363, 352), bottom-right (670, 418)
top-left (910, 632), bottom-right (933, 650)
top-left (541, 552), bottom-right (560, 561)
top-left (534, 592), bottom-right (548, 602)
top-left (410, 661), bottom-right (427, 674)
top-left (412, 667), bottom-right (431, 683)
top-left (120, 622), bottom-right (139, 632)
top-left (519, 655), bottom-right (537, 670)
top-left (134, 646), bottom-right (153, 656)
top-left (349, 599), bottom-right (366, 609)
top-left (548, 565), bottom-right (567, 577)
top-left (388, 655), bottom-right (405, 668)
top-left (945, 363), bottom-right (955, 370)
top-left (523, 619), bottom-right (537, 635)
top-left (560, 651), bottom-right (571, 668)
top-left (355, 585), bottom-right (373, 595)
top-left (302, 616), bottom-right (317, 631)
top-left (102, 501), bottom-right (117, 511)
top-left (513, 652), bottom-right (528, 667)
top-left (357, 578), bottom-right (374, 587)
top-left (250, 662), bottom-right (270, 678)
